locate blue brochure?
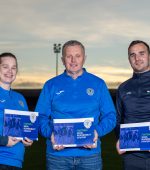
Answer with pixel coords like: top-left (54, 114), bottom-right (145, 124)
top-left (120, 122), bottom-right (150, 151)
top-left (53, 117), bottom-right (95, 147)
top-left (3, 109), bottom-right (39, 141)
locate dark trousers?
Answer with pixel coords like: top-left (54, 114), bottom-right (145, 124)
top-left (0, 164), bottom-right (21, 170)
top-left (123, 154), bottom-right (150, 170)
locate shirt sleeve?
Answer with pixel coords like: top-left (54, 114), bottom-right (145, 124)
top-left (0, 136), bottom-right (8, 146)
top-left (95, 81), bottom-right (116, 137)
top-left (35, 83), bottom-right (53, 138)
top-left (115, 88), bottom-right (124, 139)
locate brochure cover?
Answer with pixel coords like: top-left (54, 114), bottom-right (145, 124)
top-left (120, 122), bottom-right (150, 151)
top-left (53, 117), bottom-right (95, 147)
top-left (3, 109), bottom-right (39, 141)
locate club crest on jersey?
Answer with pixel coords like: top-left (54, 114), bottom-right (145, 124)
top-left (84, 119), bottom-right (92, 129)
top-left (30, 113), bottom-right (37, 123)
top-left (18, 100), bottom-right (24, 107)
top-left (86, 88), bottom-right (94, 96)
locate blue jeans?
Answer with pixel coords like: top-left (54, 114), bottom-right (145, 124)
top-left (46, 153), bottom-right (102, 170)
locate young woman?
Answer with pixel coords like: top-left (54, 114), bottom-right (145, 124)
top-left (0, 52), bottom-right (33, 170)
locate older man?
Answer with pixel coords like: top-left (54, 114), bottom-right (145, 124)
top-left (36, 40), bottom-right (116, 170)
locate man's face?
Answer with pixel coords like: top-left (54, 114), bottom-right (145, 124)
top-left (62, 45), bottom-right (85, 76)
top-left (128, 43), bottom-right (150, 73)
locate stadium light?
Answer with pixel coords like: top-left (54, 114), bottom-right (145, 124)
top-left (53, 43), bottom-right (61, 76)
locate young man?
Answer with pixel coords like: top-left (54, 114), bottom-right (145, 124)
top-left (116, 40), bottom-right (150, 170)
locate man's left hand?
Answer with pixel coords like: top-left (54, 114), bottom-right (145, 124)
top-left (84, 130), bottom-right (98, 149)
top-left (22, 137), bottom-right (33, 147)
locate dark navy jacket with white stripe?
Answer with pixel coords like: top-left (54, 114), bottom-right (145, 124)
top-left (116, 70), bottom-right (150, 157)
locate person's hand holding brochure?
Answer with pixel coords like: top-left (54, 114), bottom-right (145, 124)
top-left (6, 136), bottom-right (21, 147)
top-left (51, 130), bottom-right (98, 150)
top-left (22, 137), bottom-right (33, 147)
top-left (3, 109), bottom-right (39, 141)
top-left (119, 122), bottom-right (150, 151)
top-left (52, 117), bottom-right (96, 149)
top-left (116, 140), bottom-right (126, 155)
top-left (83, 130), bottom-right (98, 149)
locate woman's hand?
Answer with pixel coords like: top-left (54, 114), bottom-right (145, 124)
top-left (7, 136), bottom-right (21, 147)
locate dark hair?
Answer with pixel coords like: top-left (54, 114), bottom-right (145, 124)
top-left (128, 40), bottom-right (150, 55)
top-left (62, 40), bottom-right (85, 56)
top-left (0, 52), bottom-right (18, 69)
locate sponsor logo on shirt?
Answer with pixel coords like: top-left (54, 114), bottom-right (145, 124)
top-left (147, 90), bottom-right (150, 93)
top-left (0, 99), bottom-right (6, 103)
top-left (56, 90), bottom-right (64, 95)
top-left (86, 88), bottom-right (94, 96)
top-left (126, 91), bottom-right (132, 95)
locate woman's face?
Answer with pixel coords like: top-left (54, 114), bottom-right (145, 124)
top-left (0, 56), bottom-right (17, 87)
